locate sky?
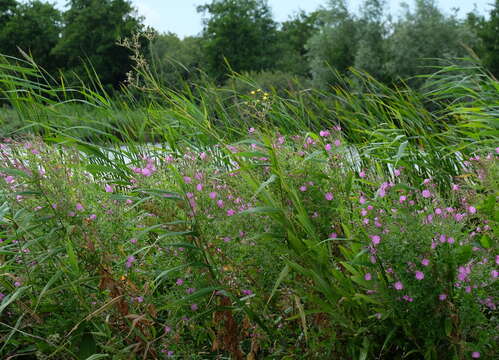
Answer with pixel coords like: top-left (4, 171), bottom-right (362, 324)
top-left (52, 0), bottom-right (494, 38)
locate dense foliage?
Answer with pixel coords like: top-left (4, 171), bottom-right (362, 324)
top-left (0, 44), bottom-right (498, 358)
top-left (0, 0), bottom-right (498, 90)
top-left (0, 1), bottom-right (497, 359)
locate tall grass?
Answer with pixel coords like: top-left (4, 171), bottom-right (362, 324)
top-left (0, 53), bottom-right (497, 359)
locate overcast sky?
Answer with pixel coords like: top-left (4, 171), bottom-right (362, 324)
top-left (52, 0), bottom-right (494, 38)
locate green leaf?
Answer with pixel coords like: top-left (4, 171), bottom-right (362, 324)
top-left (84, 354), bottom-right (109, 360)
top-left (267, 265), bottom-right (290, 305)
top-left (479, 235), bottom-right (491, 249)
top-left (0, 286), bottom-right (29, 314)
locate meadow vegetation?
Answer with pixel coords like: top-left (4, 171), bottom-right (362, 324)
top-left (0, 1), bottom-right (498, 359)
top-left (0, 49), bottom-right (497, 359)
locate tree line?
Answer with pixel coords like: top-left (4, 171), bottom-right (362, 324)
top-left (0, 0), bottom-right (497, 92)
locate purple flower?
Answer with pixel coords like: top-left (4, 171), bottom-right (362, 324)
top-left (421, 259), bottom-right (430, 266)
top-left (334, 139), bottom-right (341, 147)
top-left (415, 271), bottom-right (425, 280)
top-left (319, 130), bottom-right (330, 137)
top-left (325, 192), bottom-right (334, 201)
top-left (186, 287), bottom-right (196, 294)
top-left (468, 206), bottom-right (476, 214)
top-left (471, 351), bottom-right (480, 358)
top-left (359, 171), bottom-right (366, 178)
top-left (209, 191), bottom-right (217, 199)
top-left (176, 278), bottom-right (184, 286)
top-left (242, 289), bottom-right (253, 296)
top-left (226, 209), bottom-right (236, 216)
top-left (299, 185), bottom-right (307, 192)
top-left (183, 176), bottom-right (192, 184)
top-left (438, 293), bottom-right (447, 301)
top-left (76, 203), bottom-right (84, 211)
top-left (190, 303), bottom-right (198, 311)
top-left (105, 184), bottom-right (114, 193)
top-left (422, 189), bottom-right (431, 198)
top-left (325, 144), bottom-right (332, 151)
top-left (371, 235), bottom-right (381, 245)
top-left (364, 273), bottom-right (372, 281)
top-left (394, 281), bottom-right (404, 291)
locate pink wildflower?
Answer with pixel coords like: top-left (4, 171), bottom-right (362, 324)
top-left (325, 192), bottom-right (334, 201)
top-left (422, 189), bottom-right (431, 198)
top-left (471, 351), bottom-right (480, 358)
top-left (415, 271), bottom-right (425, 280)
top-left (325, 144), bottom-right (332, 151)
top-left (359, 171), bottom-right (366, 178)
top-left (364, 273), bottom-right (372, 281)
top-left (76, 203), bottom-right (84, 211)
top-left (299, 185), bottom-right (307, 192)
top-left (371, 235), bottom-right (381, 245)
top-left (105, 184), bottom-right (114, 193)
top-left (438, 293), bottom-right (447, 301)
top-left (421, 259), bottom-right (430, 266)
top-left (394, 281), bottom-right (404, 291)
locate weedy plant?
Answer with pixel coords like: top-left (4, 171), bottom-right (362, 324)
top-left (0, 50), bottom-right (497, 359)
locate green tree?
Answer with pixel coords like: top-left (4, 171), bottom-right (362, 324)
top-left (150, 33), bottom-right (206, 90)
top-left (276, 10), bottom-right (322, 77)
top-left (307, 0), bottom-right (358, 88)
top-left (468, 1), bottom-right (499, 78)
top-left (197, 0), bottom-right (279, 81)
top-left (0, 1), bottom-right (61, 72)
top-left (386, 0), bottom-right (476, 83)
top-left (354, 0), bottom-right (390, 82)
top-left (0, 0), bottom-right (17, 26)
top-left (52, 0), bottom-right (143, 89)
